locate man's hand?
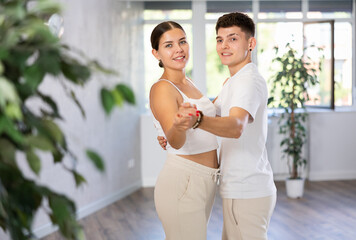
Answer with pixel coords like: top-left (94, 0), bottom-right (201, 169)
top-left (157, 136), bottom-right (167, 150)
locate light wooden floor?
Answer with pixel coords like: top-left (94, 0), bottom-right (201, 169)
top-left (42, 180), bottom-right (356, 240)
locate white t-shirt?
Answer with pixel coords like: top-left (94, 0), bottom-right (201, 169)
top-left (215, 63), bottom-right (276, 199)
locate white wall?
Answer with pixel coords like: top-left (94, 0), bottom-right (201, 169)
top-left (141, 111), bottom-right (356, 186)
top-left (0, 1), bottom-right (144, 239)
top-left (308, 111), bottom-right (356, 180)
top-left (141, 114), bottom-right (167, 187)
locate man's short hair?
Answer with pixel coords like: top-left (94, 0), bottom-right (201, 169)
top-left (215, 12), bottom-right (255, 38)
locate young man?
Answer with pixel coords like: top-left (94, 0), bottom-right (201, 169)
top-left (199, 12), bottom-right (276, 240)
top-left (158, 12), bottom-right (276, 239)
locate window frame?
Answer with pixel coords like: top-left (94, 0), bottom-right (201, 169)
top-left (143, 0), bottom-right (355, 110)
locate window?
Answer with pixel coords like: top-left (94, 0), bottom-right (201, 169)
top-left (334, 22), bottom-right (353, 106)
top-left (303, 21), bottom-right (334, 108)
top-left (143, 0), bottom-right (355, 109)
top-left (259, 0), bottom-right (302, 19)
top-left (257, 22), bottom-right (304, 93)
top-left (206, 1), bottom-right (252, 19)
top-left (308, 0), bottom-right (353, 18)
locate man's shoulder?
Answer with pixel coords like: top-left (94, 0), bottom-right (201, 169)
top-left (234, 72), bottom-right (266, 89)
top-left (233, 64), bottom-right (263, 79)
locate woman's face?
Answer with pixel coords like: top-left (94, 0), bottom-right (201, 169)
top-left (153, 28), bottom-right (189, 71)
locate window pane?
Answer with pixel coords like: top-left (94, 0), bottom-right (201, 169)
top-left (206, 1), bottom-right (252, 20)
top-left (144, 10), bottom-right (192, 20)
top-left (257, 22), bottom-right (303, 102)
top-left (206, 24), bottom-right (230, 98)
top-left (144, 24), bottom-right (193, 108)
top-left (206, 12), bottom-right (253, 20)
top-left (307, 0), bottom-right (352, 18)
top-left (258, 0), bottom-right (302, 19)
top-left (334, 22), bottom-right (352, 106)
top-left (304, 22), bottom-right (332, 107)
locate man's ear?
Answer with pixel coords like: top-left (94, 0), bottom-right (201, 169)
top-left (249, 37), bottom-right (257, 51)
top-left (152, 49), bottom-right (160, 61)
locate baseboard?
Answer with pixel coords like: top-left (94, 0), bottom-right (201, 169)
top-left (309, 171), bottom-right (356, 181)
top-left (145, 172), bottom-right (356, 184)
top-left (34, 180), bottom-right (142, 238)
top-left (274, 171), bottom-right (356, 181)
top-left (142, 177), bottom-right (157, 187)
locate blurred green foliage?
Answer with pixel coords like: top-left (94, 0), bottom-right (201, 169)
top-left (0, 0), bottom-right (135, 239)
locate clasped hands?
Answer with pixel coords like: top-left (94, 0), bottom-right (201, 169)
top-left (159, 102), bottom-right (198, 150)
top-left (173, 102), bottom-right (199, 131)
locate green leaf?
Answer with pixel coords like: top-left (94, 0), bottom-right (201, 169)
top-left (0, 46), bottom-right (8, 60)
top-left (70, 90), bottom-right (86, 118)
top-left (111, 88), bottom-right (124, 107)
top-left (52, 149), bottom-right (64, 163)
top-left (37, 91), bottom-right (62, 119)
top-left (24, 64), bottom-right (45, 94)
top-left (41, 119), bottom-right (64, 144)
top-left (29, 1), bottom-right (62, 16)
top-left (86, 149), bottom-right (105, 171)
top-left (5, 2), bottom-right (26, 21)
top-left (100, 88), bottom-right (115, 115)
top-left (0, 139), bottom-right (16, 165)
top-left (0, 116), bottom-right (24, 144)
top-left (72, 171), bottom-right (87, 187)
top-left (115, 83), bottom-right (135, 104)
top-left (4, 102), bottom-right (23, 120)
top-left (61, 59), bottom-right (91, 84)
top-left (48, 193), bottom-right (84, 239)
top-left (0, 61), bottom-right (3, 75)
top-left (77, 227), bottom-right (86, 240)
top-left (0, 77), bottom-right (21, 109)
top-left (37, 49), bottom-right (61, 75)
top-left (26, 135), bottom-right (55, 152)
top-left (48, 194), bottom-right (76, 226)
top-left (90, 60), bottom-right (117, 75)
top-left (26, 149), bottom-right (41, 175)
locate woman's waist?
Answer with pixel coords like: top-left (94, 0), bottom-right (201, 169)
top-left (166, 151), bottom-right (219, 174)
top-left (176, 150), bottom-right (218, 169)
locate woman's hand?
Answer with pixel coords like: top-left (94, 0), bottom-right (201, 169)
top-left (172, 102), bottom-right (198, 131)
top-left (156, 102), bottom-right (197, 150)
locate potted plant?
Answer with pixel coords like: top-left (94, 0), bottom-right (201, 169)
top-left (268, 43), bottom-right (323, 198)
top-left (0, 0), bottom-right (135, 239)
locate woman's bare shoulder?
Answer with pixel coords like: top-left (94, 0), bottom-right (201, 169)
top-left (150, 80), bottom-right (180, 104)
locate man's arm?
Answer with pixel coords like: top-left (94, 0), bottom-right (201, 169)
top-left (198, 107), bottom-right (251, 139)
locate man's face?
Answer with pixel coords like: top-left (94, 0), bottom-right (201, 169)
top-left (216, 26), bottom-right (251, 73)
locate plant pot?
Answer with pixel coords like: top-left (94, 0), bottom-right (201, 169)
top-left (285, 178), bottom-right (305, 199)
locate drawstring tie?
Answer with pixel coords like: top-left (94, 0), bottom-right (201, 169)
top-left (212, 169), bottom-right (221, 185)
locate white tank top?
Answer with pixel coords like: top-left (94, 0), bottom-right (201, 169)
top-left (151, 79), bottom-right (218, 155)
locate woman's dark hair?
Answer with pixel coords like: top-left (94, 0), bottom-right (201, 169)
top-left (151, 21), bottom-right (185, 50)
top-left (151, 21), bottom-right (185, 67)
top-left (215, 12), bottom-right (255, 39)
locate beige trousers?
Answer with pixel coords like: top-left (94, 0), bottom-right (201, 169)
top-left (222, 194), bottom-right (277, 240)
top-left (154, 153), bottom-right (219, 240)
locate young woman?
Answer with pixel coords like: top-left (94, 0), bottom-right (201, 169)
top-left (149, 21), bottom-right (220, 240)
